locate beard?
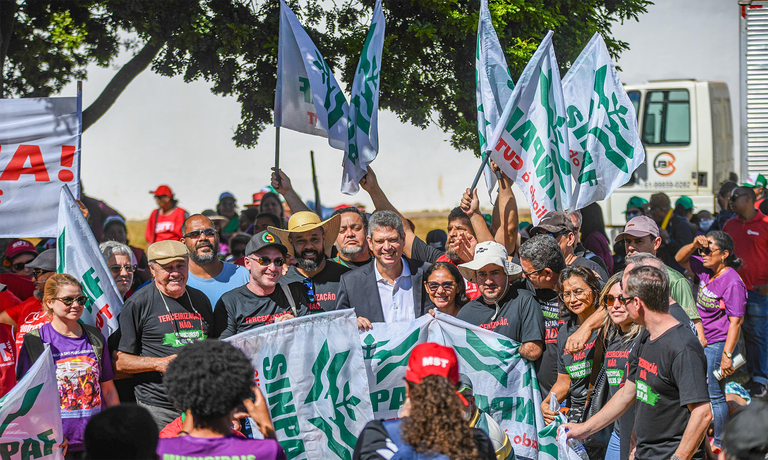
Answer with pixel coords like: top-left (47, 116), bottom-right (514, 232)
top-left (445, 250), bottom-right (463, 263)
top-left (296, 249), bottom-right (325, 272)
top-left (339, 245), bottom-right (364, 258)
top-left (190, 241), bottom-right (218, 264)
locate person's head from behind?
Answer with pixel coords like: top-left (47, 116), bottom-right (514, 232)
top-left (164, 340), bottom-right (255, 431)
top-left (426, 229), bottom-right (448, 252)
top-left (649, 193), bottom-right (671, 224)
top-left (99, 241), bottom-right (135, 298)
top-left (402, 343), bottom-right (478, 460)
top-left (674, 196), bottom-right (695, 221)
top-left (718, 181), bottom-right (739, 212)
top-left (729, 186), bottom-right (757, 218)
top-left (332, 207), bottom-right (369, 259)
top-left (43, 273), bottom-right (87, 323)
top-left (719, 400), bottom-right (768, 460)
top-left (556, 265), bottom-right (600, 322)
top-left (368, 210), bottom-right (405, 270)
top-left (519, 234), bottom-right (566, 290)
top-left (102, 216), bottom-right (128, 244)
top-left (254, 212), bottom-right (282, 234)
top-left (446, 208), bottom-right (475, 263)
top-left (567, 210), bottom-right (582, 242)
top-left (239, 208), bottom-right (260, 233)
top-left (424, 262), bottom-right (468, 312)
top-left (259, 192), bottom-right (284, 220)
top-left (84, 405), bottom-right (159, 460)
top-left (622, 265), bottom-right (670, 326)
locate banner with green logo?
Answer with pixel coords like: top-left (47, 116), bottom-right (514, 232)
top-left (225, 310), bottom-right (373, 460)
top-left (0, 346), bottom-right (64, 460)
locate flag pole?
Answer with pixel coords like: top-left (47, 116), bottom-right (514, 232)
top-left (310, 150), bottom-right (322, 217)
top-left (275, 126), bottom-right (281, 188)
top-left (470, 151), bottom-right (492, 191)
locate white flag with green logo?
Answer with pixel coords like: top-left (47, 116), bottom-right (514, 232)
top-left (341, 0), bottom-right (385, 195)
top-left (57, 186), bottom-right (122, 337)
top-left (476, 0), bottom-right (514, 199)
top-left (0, 346), bottom-right (64, 460)
top-left (431, 313), bottom-right (546, 460)
top-left (225, 310), bottom-right (373, 460)
top-left (562, 33), bottom-right (645, 210)
top-left (275, 0), bottom-right (348, 150)
top-left (359, 315), bottom-right (432, 420)
top-left (487, 31), bottom-right (572, 224)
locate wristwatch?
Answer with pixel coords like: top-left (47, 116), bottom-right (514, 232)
top-left (724, 351), bottom-right (733, 359)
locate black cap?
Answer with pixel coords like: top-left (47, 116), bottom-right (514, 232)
top-left (26, 249), bottom-right (56, 272)
top-left (529, 212), bottom-right (574, 236)
top-left (245, 231), bottom-right (287, 257)
top-left (722, 400), bottom-right (768, 460)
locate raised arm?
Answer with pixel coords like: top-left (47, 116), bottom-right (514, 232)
top-left (460, 188), bottom-right (494, 244)
top-left (492, 163), bottom-right (518, 255)
top-left (675, 235), bottom-right (707, 273)
top-left (360, 167), bottom-right (416, 257)
top-left (271, 168), bottom-right (312, 214)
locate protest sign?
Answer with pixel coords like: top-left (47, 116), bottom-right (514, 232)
top-left (563, 33), bottom-right (645, 210)
top-left (225, 310), bottom-right (373, 460)
top-left (57, 186), bottom-right (122, 337)
top-left (476, 0), bottom-right (515, 199)
top-left (275, 0), bottom-right (348, 150)
top-left (487, 31), bottom-right (572, 223)
top-left (0, 346), bottom-right (64, 460)
top-left (0, 96), bottom-right (81, 238)
top-left (342, 0), bottom-right (385, 195)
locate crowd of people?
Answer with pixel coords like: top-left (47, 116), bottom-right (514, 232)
top-left (1, 164), bottom-right (768, 460)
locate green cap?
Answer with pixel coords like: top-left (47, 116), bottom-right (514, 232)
top-left (623, 196), bottom-right (648, 214)
top-left (675, 196), bottom-right (695, 210)
top-left (742, 173), bottom-right (767, 188)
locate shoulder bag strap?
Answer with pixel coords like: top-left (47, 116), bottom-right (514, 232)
top-left (280, 284), bottom-right (298, 317)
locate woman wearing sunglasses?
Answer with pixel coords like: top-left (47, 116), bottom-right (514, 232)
top-left (423, 262), bottom-right (469, 318)
top-left (540, 266), bottom-right (602, 426)
top-left (676, 231), bottom-right (746, 451)
top-left (598, 273), bottom-right (643, 460)
top-left (17, 273), bottom-right (119, 459)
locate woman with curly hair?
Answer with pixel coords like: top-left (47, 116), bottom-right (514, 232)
top-left (157, 340), bottom-right (284, 459)
top-left (353, 342), bottom-right (495, 460)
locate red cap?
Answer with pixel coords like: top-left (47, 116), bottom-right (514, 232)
top-left (6, 239), bottom-right (38, 259)
top-left (150, 185), bottom-right (173, 197)
top-left (405, 343), bottom-right (460, 385)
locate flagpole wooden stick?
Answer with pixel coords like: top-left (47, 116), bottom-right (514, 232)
top-left (470, 151), bottom-right (492, 191)
top-left (310, 150), bottom-right (322, 217)
top-left (275, 126), bottom-right (281, 188)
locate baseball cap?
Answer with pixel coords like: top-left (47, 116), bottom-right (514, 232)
top-left (147, 240), bottom-right (189, 265)
top-left (149, 185), bottom-right (173, 197)
top-left (219, 192), bottom-right (236, 202)
top-left (457, 241), bottom-right (522, 284)
top-left (26, 249), bottom-right (56, 272)
top-left (245, 231), bottom-right (287, 257)
top-left (201, 210), bottom-right (226, 221)
top-left (615, 216), bottom-right (660, 242)
top-left (457, 374), bottom-right (474, 393)
top-left (675, 196), bottom-right (695, 210)
top-left (721, 400), bottom-right (768, 460)
top-left (742, 173), bottom-right (768, 188)
top-left (623, 196), bottom-right (648, 213)
top-left (5, 239), bottom-right (38, 259)
top-left (529, 212), bottom-right (573, 236)
top-left (405, 343), bottom-right (460, 385)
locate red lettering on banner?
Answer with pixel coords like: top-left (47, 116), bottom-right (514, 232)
top-left (0, 145), bottom-right (50, 182)
top-left (569, 149), bottom-right (580, 167)
top-left (96, 303), bottom-right (114, 329)
top-left (308, 112), bottom-right (317, 125)
top-left (529, 185), bottom-right (548, 220)
top-left (522, 172), bottom-right (530, 183)
top-left (59, 146), bottom-right (75, 182)
top-left (496, 138), bottom-right (523, 170)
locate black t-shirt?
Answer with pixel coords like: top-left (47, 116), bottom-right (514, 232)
top-left (556, 321), bottom-right (599, 409)
top-left (571, 256), bottom-right (609, 281)
top-left (279, 260), bottom-right (350, 313)
top-left (603, 329), bottom-right (638, 440)
top-left (627, 323), bottom-right (709, 460)
top-left (117, 283), bottom-right (213, 410)
top-left (213, 283), bottom-right (310, 339)
top-left (534, 288), bottom-right (562, 398)
top-left (409, 236), bottom-right (445, 264)
top-left (457, 287), bottom-right (544, 346)
top-left (352, 419), bottom-right (496, 460)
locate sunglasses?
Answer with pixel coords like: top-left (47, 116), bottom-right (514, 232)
top-left (535, 230), bottom-right (569, 239)
top-left (53, 296), bottom-right (89, 306)
top-left (110, 264), bottom-right (137, 274)
top-left (604, 294), bottom-right (620, 305)
top-left (697, 246), bottom-right (720, 256)
top-left (618, 294), bottom-right (635, 305)
top-left (11, 262), bottom-right (29, 271)
top-left (183, 228), bottom-right (217, 239)
top-left (730, 193), bottom-right (748, 202)
top-left (250, 256), bottom-right (285, 267)
top-left (33, 269), bottom-right (52, 278)
top-left (522, 267), bottom-right (545, 278)
top-left (426, 282), bottom-right (456, 292)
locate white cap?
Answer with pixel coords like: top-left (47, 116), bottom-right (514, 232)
top-left (457, 241), bottom-right (522, 283)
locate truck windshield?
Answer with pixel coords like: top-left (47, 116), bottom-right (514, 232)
top-left (642, 90), bottom-right (690, 145)
top-left (628, 91), bottom-right (640, 120)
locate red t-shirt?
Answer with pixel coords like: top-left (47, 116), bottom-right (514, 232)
top-left (5, 297), bottom-right (49, 355)
top-left (145, 207), bottom-right (187, 244)
top-left (0, 325), bottom-right (15, 397)
top-left (435, 254), bottom-right (481, 300)
top-left (723, 210), bottom-right (768, 290)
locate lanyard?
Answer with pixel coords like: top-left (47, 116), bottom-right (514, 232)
top-left (159, 289), bottom-right (205, 344)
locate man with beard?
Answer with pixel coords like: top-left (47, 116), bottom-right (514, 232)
top-left (331, 207), bottom-right (372, 268)
top-left (182, 215), bottom-right (249, 308)
top-left (269, 211), bottom-right (350, 313)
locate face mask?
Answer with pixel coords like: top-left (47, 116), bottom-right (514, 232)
top-left (699, 219), bottom-right (715, 232)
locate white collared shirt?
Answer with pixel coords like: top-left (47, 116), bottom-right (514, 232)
top-left (374, 257), bottom-right (415, 323)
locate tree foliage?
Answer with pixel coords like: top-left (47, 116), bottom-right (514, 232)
top-left (0, 0), bottom-right (650, 154)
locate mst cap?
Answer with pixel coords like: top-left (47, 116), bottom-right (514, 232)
top-left (405, 343), bottom-right (460, 385)
top-left (675, 196), bottom-right (695, 210)
top-left (529, 212), bottom-right (573, 236)
top-left (245, 231), bottom-right (287, 257)
top-left (458, 241), bottom-right (522, 284)
top-left (721, 400), bottom-right (768, 460)
top-left (147, 240), bottom-right (189, 265)
top-left (5, 239), bottom-right (38, 259)
top-left (615, 216), bottom-right (660, 242)
top-left (26, 249), bottom-right (56, 272)
top-left (742, 173), bottom-right (768, 189)
top-left (150, 185), bottom-right (173, 197)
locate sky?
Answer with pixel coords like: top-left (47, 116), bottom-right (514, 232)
top-left (55, 0), bottom-right (739, 221)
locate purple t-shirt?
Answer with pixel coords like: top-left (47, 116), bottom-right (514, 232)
top-left (157, 435), bottom-right (286, 460)
top-left (17, 322), bottom-right (115, 453)
top-left (690, 255), bottom-right (747, 343)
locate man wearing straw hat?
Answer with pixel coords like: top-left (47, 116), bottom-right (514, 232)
top-left (268, 211), bottom-right (350, 313)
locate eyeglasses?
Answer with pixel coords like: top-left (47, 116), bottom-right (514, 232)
top-left (522, 267), bottom-right (545, 278)
top-left (52, 296), bottom-right (89, 306)
top-left (250, 256), bottom-right (285, 267)
top-left (604, 294), bottom-right (620, 305)
top-left (697, 246), bottom-right (720, 256)
top-left (183, 228), bottom-right (217, 239)
top-left (33, 269), bottom-right (52, 278)
top-left (618, 294), bottom-right (636, 305)
top-left (109, 264), bottom-right (137, 274)
top-left (426, 282), bottom-right (456, 292)
top-left (560, 288), bottom-right (590, 301)
top-left (536, 230), bottom-right (568, 239)
top-left (730, 193), bottom-right (748, 202)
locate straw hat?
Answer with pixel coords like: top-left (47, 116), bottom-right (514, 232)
top-left (268, 211), bottom-right (340, 256)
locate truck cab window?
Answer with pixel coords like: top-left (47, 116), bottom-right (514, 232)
top-left (642, 90), bottom-right (690, 145)
top-left (628, 90), bottom-right (641, 120)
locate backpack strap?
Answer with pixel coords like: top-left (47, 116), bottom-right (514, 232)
top-left (16, 328), bottom-right (44, 380)
top-left (79, 322), bottom-right (105, 371)
top-left (280, 284), bottom-right (298, 317)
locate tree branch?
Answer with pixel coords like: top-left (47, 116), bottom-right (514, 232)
top-left (82, 38), bottom-right (164, 131)
top-left (0, 1), bottom-right (17, 98)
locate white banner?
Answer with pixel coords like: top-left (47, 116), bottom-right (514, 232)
top-left (341, 0), bottom-right (385, 195)
top-left (57, 186), bottom-right (122, 337)
top-left (275, 0), bottom-right (348, 150)
top-left (0, 346), bottom-right (64, 460)
top-left (476, 0), bottom-right (514, 199)
top-left (225, 310), bottom-right (373, 460)
top-left (562, 33), bottom-right (645, 210)
top-left (0, 96), bottom-right (81, 238)
top-left (488, 31), bottom-right (572, 224)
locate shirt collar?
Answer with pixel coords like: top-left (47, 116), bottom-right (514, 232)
top-left (374, 257), bottom-right (410, 283)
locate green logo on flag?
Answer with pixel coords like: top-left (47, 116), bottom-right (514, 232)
top-left (453, 329), bottom-right (517, 386)
top-left (370, 328), bottom-right (421, 384)
top-left (311, 51), bottom-right (346, 129)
